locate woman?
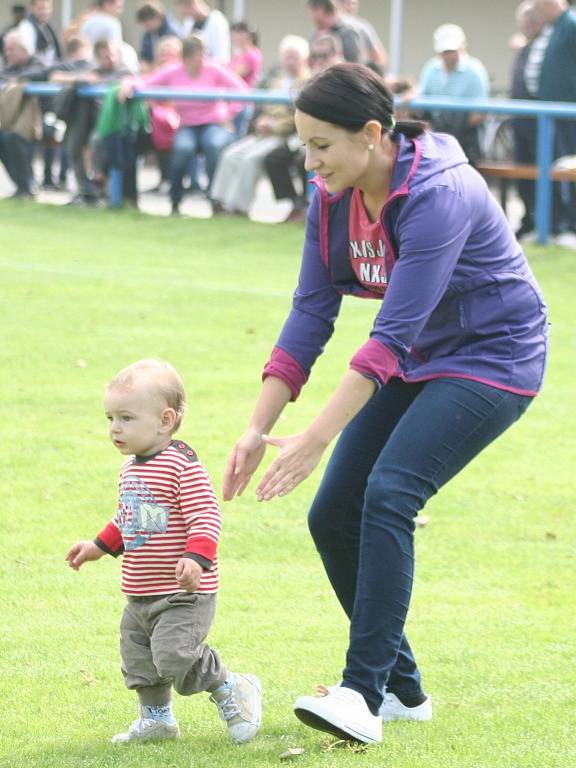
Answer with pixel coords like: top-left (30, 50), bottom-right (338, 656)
top-left (122, 35), bottom-right (247, 215)
top-left (223, 64), bottom-right (548, 745)
top-left (210, 35), bottom-right (309, 217)
top-left (228, 20), bottom-right (262, 138)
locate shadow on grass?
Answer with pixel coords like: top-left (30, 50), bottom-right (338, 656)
top-left (2, 726), bottom-right (378, 768)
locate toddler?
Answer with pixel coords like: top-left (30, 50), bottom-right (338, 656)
top-left (66, 359), bottom-right (262, 745)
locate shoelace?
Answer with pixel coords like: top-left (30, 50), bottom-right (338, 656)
top-left (128, 718), bottom-right (157, 734)
top-left (211, 690), bottom-right (242, 722)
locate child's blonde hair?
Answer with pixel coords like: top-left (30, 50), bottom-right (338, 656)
top-left (107, 359), bottom-right (187, 432)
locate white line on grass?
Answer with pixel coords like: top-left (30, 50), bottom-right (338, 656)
top-left (0, 260), bottom-right (291, 298)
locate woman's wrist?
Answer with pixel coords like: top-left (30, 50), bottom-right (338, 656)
top-left (303, 371), bottom-right (377, 449)
top-left (246, 425), bottom-right (265, 439)
top-left (302, 425), bottom-right (332, 451)
top-left (247, 376), bottom-right (292, 435)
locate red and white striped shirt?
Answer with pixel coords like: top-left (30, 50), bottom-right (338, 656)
top-left (96, 440), bottom-right (221, 596)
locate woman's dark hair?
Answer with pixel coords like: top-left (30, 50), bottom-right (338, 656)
top-left (295, 62), bottom-right (425, 139)
top-left (230, 20), bottom-right (259, 47)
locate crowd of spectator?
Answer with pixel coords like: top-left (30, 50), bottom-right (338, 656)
top-left (510, 0), bottom-right (576, 244)
top-left (0, 0), bottom-right (574, 236)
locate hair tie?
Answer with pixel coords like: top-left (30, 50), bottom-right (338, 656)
top-left (389, 116), bottom-right (397, 132)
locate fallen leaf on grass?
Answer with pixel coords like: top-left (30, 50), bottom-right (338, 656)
top-left (279, 747), bottom-right (305, 759)
top-left (80, 668), bottom-right (96, 686)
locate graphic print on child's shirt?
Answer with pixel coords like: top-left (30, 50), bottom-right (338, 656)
top-left (118, 475), bottom-right (170, 550)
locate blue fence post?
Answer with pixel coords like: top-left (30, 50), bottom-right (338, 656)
top-left (535, 114), bottom-right (555, 245)
top-left (108, 168), bottom-right (123, 208)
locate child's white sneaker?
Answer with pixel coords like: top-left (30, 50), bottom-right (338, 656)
top-left (379, 692), bottom-right (432, 722)
top-left (210, 672), bottom-right (262, 744)
top-left (111, 717), bottom-right (180, 744)
top-left (294, 685), bottom-right (382, 744)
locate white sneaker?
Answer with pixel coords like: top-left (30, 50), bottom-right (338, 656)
top-left (294, 685), bottom-right (382, 744)
top-left (517, 231), bottom-right (538, 245)
top-left (379, 692), bottom-right (432, 722)
top-left (210, 673), bottom-right (262, 744)
top-left (111, 717), bottom-right (180, 744)
top-left (553, 232), bottom-right (576, 249)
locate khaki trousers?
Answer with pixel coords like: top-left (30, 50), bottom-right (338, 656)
top-left (119, 592), bottom-right (227, 706)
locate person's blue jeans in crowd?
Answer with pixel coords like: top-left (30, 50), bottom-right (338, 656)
top-left (170, 124), bottom-right (234, 206)
top-left (308, 376), bottom-right (533, 714)
top-left (232, 105), bottom-right (254, 140)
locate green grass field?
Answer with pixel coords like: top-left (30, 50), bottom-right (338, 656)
top-left (0, 201), bottom-right (574, 768)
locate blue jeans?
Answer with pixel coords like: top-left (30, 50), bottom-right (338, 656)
top-left (308, 377), bottom-right (533, 714)
top-left (170, 124), bottom-right (234, 204)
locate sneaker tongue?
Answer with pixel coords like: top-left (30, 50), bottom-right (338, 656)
top-left (210, 683), bottom-right (232, 703)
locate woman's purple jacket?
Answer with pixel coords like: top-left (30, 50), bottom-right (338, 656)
top-left (264, 131), bottom-right (548, 400)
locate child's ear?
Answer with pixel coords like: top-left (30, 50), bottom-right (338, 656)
top-left (160, 407), bottom-right (177, 432)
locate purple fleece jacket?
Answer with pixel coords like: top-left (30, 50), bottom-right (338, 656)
top-left (263, 132), bottom-right (548, 400)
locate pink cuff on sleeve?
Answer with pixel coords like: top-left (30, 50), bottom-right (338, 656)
top-left (350, 338), bottom-right (400, 385)
top-left (263, 346), bottom-right (308, 401)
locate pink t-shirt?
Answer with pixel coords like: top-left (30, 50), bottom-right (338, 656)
top-left (143, 59), bottom-right (248, 127)
top-left (348, 188), bottom-right (397, 295)
top-left (230, 46), bottom-right (263, 87)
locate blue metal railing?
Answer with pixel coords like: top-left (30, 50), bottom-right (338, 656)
top-left (406, 95), bottom-right (576, 244)
top-left (22, 84), bottom-right (576, 242)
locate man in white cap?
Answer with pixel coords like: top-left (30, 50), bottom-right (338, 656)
top-left (418, 23), bottom-right (489, 165)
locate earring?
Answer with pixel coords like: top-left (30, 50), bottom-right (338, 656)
top-left (368, 143), bottom-right (375, 151)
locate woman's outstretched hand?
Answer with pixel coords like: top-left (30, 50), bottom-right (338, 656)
top-left (256, 432), bottom-right (327, 501)
top-left (223, 429), bottom-right (267, 501)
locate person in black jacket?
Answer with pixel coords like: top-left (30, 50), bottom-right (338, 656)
top-left (17, 0), bottom-right (61, 66)
top-left (509, 1), bottom-right (544, 240)
top-left (136, 1), bottom-right (179, 71)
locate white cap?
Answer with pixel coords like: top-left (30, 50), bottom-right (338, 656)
top-left (433, 24), bottom-right (466, 53)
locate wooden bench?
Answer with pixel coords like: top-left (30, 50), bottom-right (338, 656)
top-left (476, 161), bottom-right (576, 212)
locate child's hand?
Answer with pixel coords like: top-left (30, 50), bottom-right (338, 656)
top-left (175, 558), bottom-right (203, 592)
top-left (117, 77), bottom-right (136, 103)
top-left (65, 540), bottom-right (105, 571)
